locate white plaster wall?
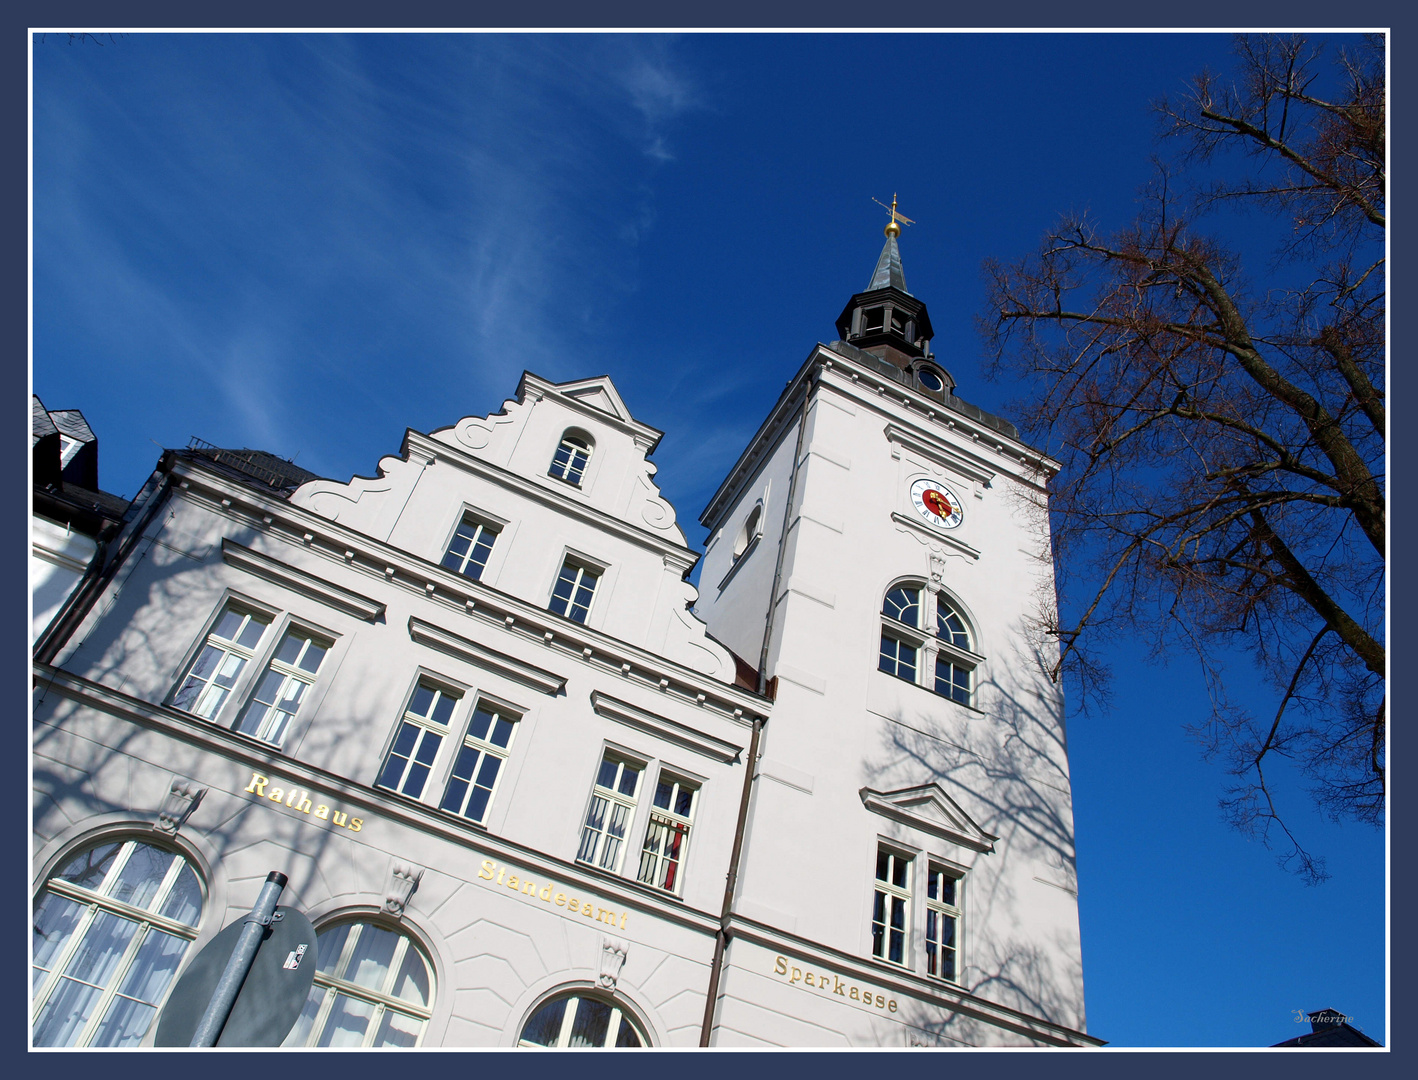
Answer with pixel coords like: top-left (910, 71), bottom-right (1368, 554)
top-left (32, 515), bottom-right (96, 643)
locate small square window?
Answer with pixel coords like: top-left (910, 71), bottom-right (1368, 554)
top-left (879, 634), bottom-right (917, 681)
top-left (441, 516), bottom-right (499, 581)
top-left (550, 561), bottom-right (599, 624)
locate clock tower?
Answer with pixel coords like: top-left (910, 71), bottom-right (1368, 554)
top-left (693, 212), bottom-right (1092, 1046)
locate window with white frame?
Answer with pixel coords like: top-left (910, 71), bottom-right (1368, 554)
top-left (925, 864), bottom-right (963, 983)
top-left (58, 433), bottom-right (83, 468)
top-left (870, 847), bottom-right (911, 967)
top-left (439, 700), bottom-right (519, 824)
top-left (548, 432), bottom-right (592, 486)
top-left (171, 603), bottom-right (271, 720)
top-left (232, 627), bottom-right (329, 746)
top-left (518, 990), bottom-right (646, 1047)
top-left (637, 774), bottom-right (697, 894)
top-left (877, 582), bottom-right (980, 707)
top-left (577, 753), bottom-right (642, 872)
top-left (934, 596), bottom-right (975, 705)
top-left (440, 514), bottom-right (499, 581)
top-left (282, 921), bottom-right (433, 1048)
top-left (878, 584), bottom-right (921, 681)
top-left (732, 503), bottom-right (762, 563)
top-left (32, 838), bottom-right (204, 1047)
top-left (377, 681), bottom-right (459, 800)
top-left (549, 560), bottom-right (599, 624)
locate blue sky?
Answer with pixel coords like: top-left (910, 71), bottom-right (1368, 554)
top-left (31, 31), bottom-right (1385, 1048)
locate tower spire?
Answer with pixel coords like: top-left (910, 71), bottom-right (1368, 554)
top-left (867, 195), bottom-right (913, 293)
top-left (833, 196), bottom-right (934, 370)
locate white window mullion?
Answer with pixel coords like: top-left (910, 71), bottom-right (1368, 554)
top-left (31, 902), bottom-right (101, 1021)
top-left (73, 921), bottom-right (151, 1047)
top-left (556, 995), bottom-right (580, 1047)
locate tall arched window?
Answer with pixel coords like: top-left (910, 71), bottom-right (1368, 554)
top-left (518, 990), bottom-right (647, 1047)
top-left (878, 582), bottom-right (981, 706)
top-left (32, 837), bottom-right (204, 1047)
top-left (283, 919), bottom-right (434, 1047)
top-left (548, 432), bottom-right (593, 486)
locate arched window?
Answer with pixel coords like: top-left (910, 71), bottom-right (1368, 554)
top-left (548, 432), bottom-right (593, 486)
top-left (877, 582), bottom-right (980, 706)
top-left (32, 837), bottom-right (204, 1047)
top-left (732, 503), bottom-right (762, 563)
top-left (518, 990), bottom-right (647, 1047)
top-left (283, 919), bottom-right (434, 1047)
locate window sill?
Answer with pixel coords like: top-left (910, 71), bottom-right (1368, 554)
top-left (716, 534), bottom-right (760, 591)
top-left (545, 473), bottom-right (586, 491)
top-left (876, 668), bottom-right (982, 715)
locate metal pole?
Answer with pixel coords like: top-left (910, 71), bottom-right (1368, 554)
top-left (189, 871), bottom-right (288, 1047)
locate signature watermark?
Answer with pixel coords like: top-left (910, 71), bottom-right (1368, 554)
top-left (1293, 1009), bottom-right (1354, 1025)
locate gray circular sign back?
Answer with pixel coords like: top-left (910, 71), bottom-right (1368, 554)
top-left (154, 906), bottom-right (318, 1047)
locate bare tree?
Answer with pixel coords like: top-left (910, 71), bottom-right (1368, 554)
top-left (981, 35), bottom-right (1384, 883)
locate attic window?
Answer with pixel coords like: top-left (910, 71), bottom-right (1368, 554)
top-left (58, 434), bottom-right (82, 468)
top-left (549, 433), bottom-right (593, 486)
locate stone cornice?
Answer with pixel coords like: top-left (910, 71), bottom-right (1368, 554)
top-left (883, 422), bottom-right (997, 486)
top-left (888, 512), bottom-right (982, 560)
top-left (221, 538), bottom-right (386, 621)
top-left (32, 663), bottom-right (722, 937)
top-left (408, 617), bottom-right (567, 696)
top-left (404, 429), bottom-right (695, 571)
top-left (724, 914), bottom-right (1104, 1047)
top-left (163, 459), bottom-right (770, 727)
top-left (590, 691), bottom-right (744, 764)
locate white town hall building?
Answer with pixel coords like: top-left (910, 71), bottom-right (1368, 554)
top-left (31, 218), bottom-right (1097, 1048)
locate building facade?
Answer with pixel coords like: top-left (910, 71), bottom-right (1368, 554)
top-left (31, 227), bottom-right (1097, 1048)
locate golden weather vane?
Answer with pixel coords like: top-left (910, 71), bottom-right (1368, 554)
top-left (872, 193), bottom-right (915, 238)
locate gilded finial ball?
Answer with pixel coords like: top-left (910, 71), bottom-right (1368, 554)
top-left (884, 220), bottom-right (901, 238)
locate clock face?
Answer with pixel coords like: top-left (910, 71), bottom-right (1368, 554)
top-left (910, 478), bottom-right (964, 530)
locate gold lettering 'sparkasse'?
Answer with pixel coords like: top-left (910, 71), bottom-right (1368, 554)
top-left (772, 955), bottom-right (897, 1012)
top-left (479, 859), bottom-right (628, 930)
top-left (244, 772), bottom-right (363, 832)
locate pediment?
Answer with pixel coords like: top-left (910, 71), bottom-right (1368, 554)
top-left (859, 783), bottom-right (997, 854)
top-left (558, 376), bottom-right (632, 422)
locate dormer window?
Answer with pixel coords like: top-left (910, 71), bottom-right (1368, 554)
top-left (916, 367), bottom-right (944, 392)
top-left (549, 432), bottom-right (592, 486)
top-left (58, 434), bottom-right (82, 468)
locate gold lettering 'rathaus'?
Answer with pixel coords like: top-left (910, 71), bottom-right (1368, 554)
top-left (244, 771), bottom-right (364, 832)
